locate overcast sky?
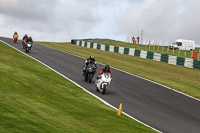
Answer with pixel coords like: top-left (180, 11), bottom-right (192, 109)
top-left (0, 0), bottom-right (200, 44)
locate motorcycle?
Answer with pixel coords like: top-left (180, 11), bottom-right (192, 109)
top-left (95, 72), bottom-right (112, 94)
top-left (13, 35), bottom-right (18, 43)
top-left (83, 63), bottom-right (97, 83)
top-left (25, 41), bottom-right (32, 53)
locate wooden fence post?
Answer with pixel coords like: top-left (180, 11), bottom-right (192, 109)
top-left (178, 47), bottom-right (180, 55)
top-left (167, 43), bottom-right (169, 53)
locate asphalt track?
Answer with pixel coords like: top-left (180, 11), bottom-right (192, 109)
top-left (1, 37), bottom-right (200, 133)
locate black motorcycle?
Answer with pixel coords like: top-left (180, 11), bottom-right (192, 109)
top-left (83, 63), bottom-right (97, 83)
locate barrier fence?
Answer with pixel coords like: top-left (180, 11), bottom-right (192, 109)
top-left (71, 40), bottom-right (200, 70)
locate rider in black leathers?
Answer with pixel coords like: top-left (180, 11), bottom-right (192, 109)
top-left (26, 36), bottom-right (33, 43)
top-left (83, 55), bottom-right (97, 75)
top-left (22, 34), bottom-right (28, 41)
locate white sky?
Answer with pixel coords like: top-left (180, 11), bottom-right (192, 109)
top-left (0, 0), bottom-right (200, 45)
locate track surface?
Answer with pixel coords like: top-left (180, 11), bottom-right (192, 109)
top-left (1, 37), bottom-right (200, 133)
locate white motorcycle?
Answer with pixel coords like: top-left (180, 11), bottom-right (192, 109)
top-left (25, 42), bottom-right (32, 53)
top-left (95, 72), bottom-right (112, 94)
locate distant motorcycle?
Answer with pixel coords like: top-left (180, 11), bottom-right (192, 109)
top-left (95, 72), bottom-right (112, 94)
top-left (25, 41), bottom-right (32, 53)
top-left (83, 63), bottom-right (97, 83)
top-left (13, 35), bottom-right (18, 43)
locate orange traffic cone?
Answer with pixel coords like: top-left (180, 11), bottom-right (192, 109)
top-left (117, 103), bottom-right (122, 115)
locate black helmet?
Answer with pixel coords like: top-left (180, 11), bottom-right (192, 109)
top-left (104, 65), bottom-right (110, 72)
top-left (89, 55), bottom-right (95, 60)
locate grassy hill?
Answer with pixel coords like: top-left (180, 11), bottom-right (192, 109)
top-left (0, 41), bottom-right (157, 133)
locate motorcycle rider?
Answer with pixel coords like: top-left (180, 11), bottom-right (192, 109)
top-left (22, 34), bottom-right (28, 48)
top-left (22, 34), bottom-right (28, 41)
top-left (26, 36), bottom-right (33, 43)
top-left (13, 31), bottom-right (18, 39)
top-left (97, 65), bottom-right (111, 79)
top-left (83, 55), bottom-right (97, 75)
top-left (24, 36), bottom-right (33, 49)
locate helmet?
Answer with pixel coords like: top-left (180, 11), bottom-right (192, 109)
top-left (28, 36), bottom-right (31, 38)
top-left (25, 34), bottom-right (27, 36)
top-left (89, 55), bottom-right (95, 60)
top-left (104, 65), bottom-right (110, 72)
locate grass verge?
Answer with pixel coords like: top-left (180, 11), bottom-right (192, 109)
top-left (0, 41), bottom-right (157, 133)
top-left (36, 41), bottom-right (200, 99)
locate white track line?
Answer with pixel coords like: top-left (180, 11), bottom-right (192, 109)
top-left (38, 43), bottom-right (200, 102)
top-left (0, 40), bottom-right (162, 132)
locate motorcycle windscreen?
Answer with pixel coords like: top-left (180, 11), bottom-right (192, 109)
top-left (104, 73), bottom-right (110, 79)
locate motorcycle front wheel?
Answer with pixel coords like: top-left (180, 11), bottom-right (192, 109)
top-left (102, 84), bottom-right (106, 94)
top-left (25, 47), bottom-right (30, 53)
top-left (84, 73), bottom-right (88, 81)
top-left (96, 86), bottom-right (99, 92)
top-left (88, 73), bottom-right (93, 83)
